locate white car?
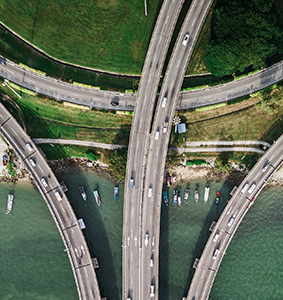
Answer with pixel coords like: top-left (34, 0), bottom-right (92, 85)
top-left (213, 233), bottom-right (219, 242)
top-left (163, 122), bottom-right (168, 133)
top-left (228, 214), bottom-right (235, 227)
top-left (26, 142), bottom-right (33, 152)
top-left (155, 129), bottom-right (160, 140)
top-left (29, 158), bottom-right (36, 167)
top-left (145, 232), bottom-right (149, 246)
top-left (41, 177), bottom-right (48, 187)
top-left (241, 183), bottom-right (249, 193)
top-left (212, 248), bottom-right (220, 260)
top-left (150, 257), bottom-right (154, 267)
top-left (161, 96), bottom-right (167, 108)
top-left (182, 33), bottom-right (189, 45)
top-left (262, 162), bottom-right (270, 172)
top-left (148, 187), bottom-right (153, 197)
top-left (248, 183), bottom-right (256, 194)
top-left (150, 285), bottom-right (155, 297)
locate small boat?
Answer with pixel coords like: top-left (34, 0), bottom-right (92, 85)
top-left (173, 190), bottom-right (178, 205)
top-left (177, 191), bottom-right (181, 206)
top-left (215, 197), bottom-right (219, 207)
top-left (184, 188), bottom-right (189, 203)
top-left (93, 190), bottom-right (101, 207)
top-left (163, 191), bottom-right (168, 206)
top-left (79, 186), bottom-right (87, 201)
top-left (194, 189), bottom-right (199, 203)
top-left (114, 187), bottom-right (118, 201)
top-left (215, 191), bottom-right (220, 207)
top-left (6, 194), bottom-right (14, 214)
top-left (204, 187), bottom-right (210, 203)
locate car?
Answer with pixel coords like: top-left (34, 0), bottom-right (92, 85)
top-left (212, 248), bottom-right (220, 260)
top-left (163, 122), bottom-right (168, 133)
top-left (148, 187), bottom-right (153, 197)
top-left (161, 96), bottom-right (167, 108)
top-left (111, 100), bottom-right (119, 106)
top-left (248, 183), bottom-right (256, 194)
top-left (41, 177), bottom-right (48, 187)
top-left (155, 129), bottom-right (160, 140)
top-left (150, 257), bottom-right (154, 267)
top-left (26, 142), bottom-right (33, 152)
top-left (55, 190), bottom-right (63, 201)
top-left (150, 285), bottom-right (155, 297)
top-left (213, 232), bottom-right (219, 242)
top-left (0, 57), bottom-right (5, 65)
top-left (262, 162), bottom-right (270, 172)
top-left (129, 179), bottom-right (134, 189)
top-left (29, 158), bottom-right (36, 167)
top-left (182, 33), bottom-right (189, 45)
top-left (145, 232), bottom-right (149, 246)
top-left (241, 182), bottom-right (249, 193)
top-left (228, 214), bottom-right (235, 227)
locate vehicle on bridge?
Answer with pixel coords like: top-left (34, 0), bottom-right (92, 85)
top-left (155, 128), bottom-right (160, 140)
top-left (212, 248), bottom-right (220, 260)
top-left (262, 162), bottom-right (270, 172)
top-left (145, 232), bottom-right (149, 246)
top-left (29, 158), bottom-right (36, 167)
top-left (182, 33), bottom-right (189, 45)
top-left (150, 284), bottom-right (155, 297)
top-left (213, 232), bottom-right (219, 242)
top-left (41, 177), bottom-right (48, 187)
top-left (26, 142), bottom-right (33, 152)
top-left (248, 183), bottom-right (256, 194)
top-left (55, 190), bottom-right (62, 201)
top-left (129, 178), bottom-right (134, 189)
top-left (161, 95), bottom-right (167, 108)
top-left (148, 186), bottom-right (153, 198)
top-left (241, 182), bottom-right (249, 193)
top-left (228, 214), bottom-right (235, 227)
top-left (163, 121), bottom-right (168, 133)
top-left (150, 255), bottom-right (154, 267)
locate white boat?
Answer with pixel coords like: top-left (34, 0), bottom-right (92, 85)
top-left (204, 187), bottom-right (210, 203)
top-left (93, 190), bottom-right (101, 207)
top-left (79, 186), bottom-right (87, 201)
top-left (177, 191), bottom-right (181, 206)
top-left (6, 194), bottom-right (14, 214)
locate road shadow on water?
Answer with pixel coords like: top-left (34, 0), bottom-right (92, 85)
top-left (159, 200), bottom-right (170, 300)
top-left (57, 165), bottom-right (120, 300)
top-left (183, 180), bottom-right (233, 296)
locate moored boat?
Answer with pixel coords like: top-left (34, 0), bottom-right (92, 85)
top-left (114, 187), bottom-right (118, 201)
top-left (177, 191), bottom-right (181, 206)
top-left (79, 186), bottom-right (87, 201)
top-left (173, 190), bottom-right (178, 205)
top-left (184, 188), bottom-right (189, 203)
top-left (204, 187), bottom-right (210, 203)
top-left (163, 191), bottom-right (168, 206)
top-left (6, 194), bottom-right (14, 214)
top-left (93, 190), bottom-right (101, 207)
top-left (215, 197), bottom-right (219, 207)
top-left (194, 189), bottom-right (199, 203)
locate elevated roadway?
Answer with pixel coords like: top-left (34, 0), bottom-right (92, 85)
top-left (0, 102), bottom-right (101, 300)
top-left (1, 58), bottom-right (283, 110)
top-left (140, 0), bottom-right (213, 298)
top-left (187, 133), bottom-right (283, 300)
top-left (122, 1), bottom-right (185, 299)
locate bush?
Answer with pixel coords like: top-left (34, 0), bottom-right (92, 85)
top-left (85, 151), bottom-right (99, 161)
top-left (107, 149), bottom-right (128, 181)
top-left (6, 162), bottom-right (16, 177)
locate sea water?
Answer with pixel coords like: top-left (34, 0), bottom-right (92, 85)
top-left (0, 167), bottom-right (283, 300)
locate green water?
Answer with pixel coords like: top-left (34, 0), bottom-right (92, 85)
top-left (1, 167), bottom-right (283, 300)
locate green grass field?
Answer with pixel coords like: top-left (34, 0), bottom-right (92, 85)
top-left (0, 0), bottom-right (162, 74)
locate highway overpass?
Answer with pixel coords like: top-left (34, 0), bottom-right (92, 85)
top-left (0, 102), bottom-right (101, 300)
top-left (186, 133), bottom-right (283, 300)
top-left (139, 0), bottom-right (213, 299)
top-left (123, 1), bottom-right (185, 299)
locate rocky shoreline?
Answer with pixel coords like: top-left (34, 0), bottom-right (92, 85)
top-left (1, 156), bottom-right (283, 188)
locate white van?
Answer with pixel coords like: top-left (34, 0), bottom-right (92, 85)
top-left (55, 190), bottom-right (63, 201)
top-left (150, 285), bottom-right (155, 297)
top-left (161, 96), bottom-right (167, 108)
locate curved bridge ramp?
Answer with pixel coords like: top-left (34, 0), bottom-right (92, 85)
top-left (0, 102), bottom-right (101, 300)
top-left (186, 133), bottom-right (283, 300)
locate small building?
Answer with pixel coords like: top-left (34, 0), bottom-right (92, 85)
top-left (177, 123), bottom-right (187, 133)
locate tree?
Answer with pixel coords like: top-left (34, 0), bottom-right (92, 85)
top-left (206, 0), bottom-right (283, 77)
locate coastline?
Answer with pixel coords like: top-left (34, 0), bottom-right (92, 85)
top-left (2, 156), bottom-right (283, 188)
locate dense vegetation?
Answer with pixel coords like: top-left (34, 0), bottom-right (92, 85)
top-left (206, 0), bottom-right (283, 77)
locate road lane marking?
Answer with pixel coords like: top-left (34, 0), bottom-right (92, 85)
top-left (10, 127), bottom-right (18, 136)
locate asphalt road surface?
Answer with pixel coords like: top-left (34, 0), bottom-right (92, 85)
top-left (1, 58), bottom-right (283, 111)
top-left (187, 133), bottom-right (283, 300)
top-left (122, 1), bottom-right (185, 300)
top-left (0, 102), bottom-right (101, 300)
top-left (140, 0), bottom-right (213, 298)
